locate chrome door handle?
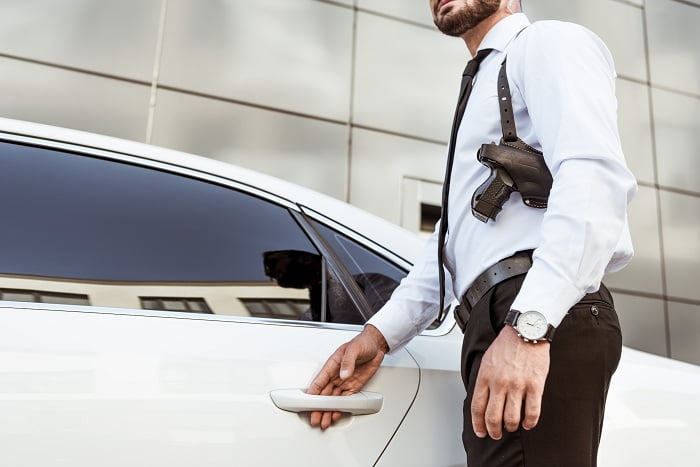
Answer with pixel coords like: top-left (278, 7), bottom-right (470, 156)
top-left (269, 389), bottom-right (383, 415)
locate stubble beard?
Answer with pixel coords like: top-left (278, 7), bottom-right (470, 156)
top-left (434, 0), bottom-right (502, 37)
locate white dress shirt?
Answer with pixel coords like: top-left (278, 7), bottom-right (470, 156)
top-left (367, 13), bottom-right (637, 351)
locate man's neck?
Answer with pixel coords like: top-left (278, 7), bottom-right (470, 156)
top-left (462, 10), bottom-right (513, 56)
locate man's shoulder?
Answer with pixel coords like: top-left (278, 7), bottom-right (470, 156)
top-left (509, 19), bottom-right (613, 70)
top-left (519, 19), bottom-right (599, 42)
top-left (516, 20), bottom-right (605, 49)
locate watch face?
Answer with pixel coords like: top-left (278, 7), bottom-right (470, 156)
top-left (516, 311), bottom-right (548, 340)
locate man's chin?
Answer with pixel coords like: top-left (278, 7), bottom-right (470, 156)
top-left (435, 17), bottom-right (471, 37)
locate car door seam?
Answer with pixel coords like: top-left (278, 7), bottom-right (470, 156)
top-left (372, 347), bottom-right (422, 467)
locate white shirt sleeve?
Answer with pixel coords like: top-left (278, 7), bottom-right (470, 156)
top-left (367, 221), bottom-right (455, 351)
top-left (508, 22), bottom-right (638, 327)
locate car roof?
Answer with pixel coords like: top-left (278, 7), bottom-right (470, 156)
top-left (0, 118), bottom-right (423, 265)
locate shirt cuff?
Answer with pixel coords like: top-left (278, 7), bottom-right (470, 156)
top-left (366, 302), bottom-right (422, 353)
top-left (510, 262), bottom-right (586, 328)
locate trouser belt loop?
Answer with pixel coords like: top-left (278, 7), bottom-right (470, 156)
top-left (454, 302), bottom-right (471, 333)
top-left (455, 250), bottom-right (533, 333)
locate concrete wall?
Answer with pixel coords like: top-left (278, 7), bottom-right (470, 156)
top-left (0, 0), bottom-right (698, 364)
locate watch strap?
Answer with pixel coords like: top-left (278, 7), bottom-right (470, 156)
top-left (504, 309), bottom-right (519, 327)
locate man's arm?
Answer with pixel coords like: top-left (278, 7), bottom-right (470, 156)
top-left (307, 225), bottom-right (455, 428)
top-left (470, 22), bottom-right (636, 439)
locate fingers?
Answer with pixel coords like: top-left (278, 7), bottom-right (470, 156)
top-left (522, 386), bottom-right (543, 430)
top-left (318, 383), bottom-right (337, 430)
top-left (473, 381), bottom-right (526, 439)
top-left (470, 377), bottom-right (490, 439)
top-left (319, 386), bottom-right (344, 430)
top-left (307, 345), bottom-right (345, 396)
top-left (339, 343), bottom-right (359, 380)
top-left (473, 379), bottom-right (546, 439)
top-left (503, 391), bottom-right (523, 433)
top-left (309, 382), bottom-right (333, 428)
top-left (483, 388), bottom-right (507, 440)
top-left (309, 410), bottom-right (322, 427)
top-left (471, 363), bottom-right (542, 439)
top-left (308, 329), bottom-right (388, 431)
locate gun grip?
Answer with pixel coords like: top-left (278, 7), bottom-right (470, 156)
top-left (471, 166), bottom-right (515, 223)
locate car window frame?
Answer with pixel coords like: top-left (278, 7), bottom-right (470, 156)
top-left (0, 132), bottom-right (394, 331)
top-left (299, 207), bottom-right (458, 337)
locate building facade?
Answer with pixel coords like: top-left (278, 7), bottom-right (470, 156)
top-left (0, 0), bottom-right (698, 364)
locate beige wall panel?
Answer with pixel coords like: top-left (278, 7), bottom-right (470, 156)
top-left (652, 88), bottom-right (700, 193)
top-left (605, 186), bottom-right (664, 295)
top-left (0, 0), bottom-right (161, 81)
top-left (0, 58), bottom-right (150, 141)
top-left (645, 0), bottom-right (700, 95)
top-left (356, 0), bottom-right (434, 26)
top-left (400, 178), bottom-right (442, 235)
top-left (613, 293), bottom-right (667, 357)
top-left (524, 0), bottom-right (647, 82)
top-left (349, 128), bottom-right (446, 224)
top-left (668, 301), bottom-right (700, 366)
top-left (616, 79), bottom-right (655, 184)
top-left (151, 90), bottom-right (349, 199)
top-left (353, 12), bottom-right (466, 141)
top-left (659, 191), bottom-right (700, 301)
top-left (158, 0), bottom-right (353, 121)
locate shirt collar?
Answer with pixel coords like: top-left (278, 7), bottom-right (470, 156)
top-left (477, 13), bottom-right (530, 54)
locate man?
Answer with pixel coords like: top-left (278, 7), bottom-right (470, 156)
top-left (307, 0), bottom-right (636, 465)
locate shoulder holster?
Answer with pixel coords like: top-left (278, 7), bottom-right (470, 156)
top-left (471, 59), bottom-right (553, 223)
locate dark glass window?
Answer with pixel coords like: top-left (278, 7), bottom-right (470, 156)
top-left (0, 141), bottom-right (403, 326)
top-left (0, 142), bottom-right (316, 283)
top-left (0, 142), bottom-right (323, 319)
top-left (310, 220), bottom-right (407, 315)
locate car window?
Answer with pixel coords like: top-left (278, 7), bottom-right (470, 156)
top-left (0, 141), bottom-right (365, 323)
top-left (310, 220), bottom-right (407, 315)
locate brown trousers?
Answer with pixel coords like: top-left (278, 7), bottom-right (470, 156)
top-left (461, 275), bottom-right (622, 467)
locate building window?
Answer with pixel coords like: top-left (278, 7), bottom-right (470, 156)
top-left (0, 288), bottom-right (90, 306)
top-left (140, 297), bottom-right (213, 314)
top-left (420, 203), bottom-right (441, 233)
top-left (239, 298), bottom-right (309, 320)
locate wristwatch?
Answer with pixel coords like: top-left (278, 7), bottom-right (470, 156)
top-left (504, 310), bottom-right (556, 343)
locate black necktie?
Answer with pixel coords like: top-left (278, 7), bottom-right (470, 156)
top-left (437, 48), bottom-right (492, 320)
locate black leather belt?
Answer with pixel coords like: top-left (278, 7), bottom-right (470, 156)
top-left (454, 251), bottom-right (533, 332)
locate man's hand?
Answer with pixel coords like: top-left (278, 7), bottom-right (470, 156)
top-left (307, 324), bottom-right (389, 430)
top-left (471, 325), bottom-right (550, 440)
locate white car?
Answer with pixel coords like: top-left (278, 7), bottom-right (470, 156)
top-left (0, 118), bottom-right (698, 467)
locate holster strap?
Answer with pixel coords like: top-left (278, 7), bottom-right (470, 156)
top-left (454, 251), bottom-right (533, 332)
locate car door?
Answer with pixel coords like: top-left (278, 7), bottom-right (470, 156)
top-left (0, 138), bottom-right (419, 467)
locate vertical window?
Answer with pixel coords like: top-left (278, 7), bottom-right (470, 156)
top-left (309, 220), bottom-right (407, 315)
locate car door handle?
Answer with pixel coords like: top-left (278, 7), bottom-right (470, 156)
top-left (269, 388), bottom-right (383, 415)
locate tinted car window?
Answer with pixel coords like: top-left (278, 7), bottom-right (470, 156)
top-left (310, 220), bottom-right (407, 314)
top-left (0, 143), bottom-right (314, 282)
top-left (0, 142), bottom-right (346, 321)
